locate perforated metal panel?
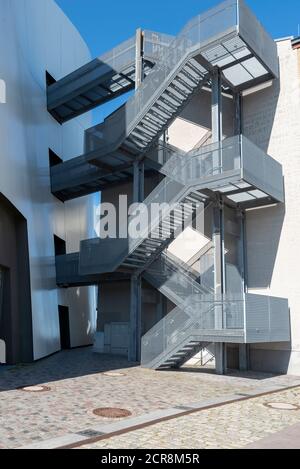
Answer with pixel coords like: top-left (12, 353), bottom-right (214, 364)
top-left (245, 294), bottom-right (290, 343)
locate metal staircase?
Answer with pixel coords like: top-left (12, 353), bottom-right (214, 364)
top-left (51, 0), bottom-right (280, 201)
top-left (79, 179), bottom-right (207, 276)
top-left (52, 1), bottom-right (291, 370)
top-left (140, 300), bottom-right (217, 370)
top-left (143, 249), bottom-right (214, 308)
top-left (47, 31), bottom-right (174, 123)
top-left (141, 246), bottom-right (216, 369)
top-left (79, 134), bottom-right (284, 277)
top-left (51, 57), bottom-right (209, 201)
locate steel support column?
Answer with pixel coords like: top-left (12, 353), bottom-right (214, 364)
top-left (135, 28), bottom-right (143, 90)
top-left (235, 93), bottom-right (248, 369)
top-left (234, 92), bottom-right (242, 135)
top-left (129, 274), bottom-right (142, 362)
top-left (212, 69), bottom-right (226, 375)
top-left (129, 38), bottom-right (144, 361)
top-left (212, 70), bottom-right (223, 145)
top-left (156, 292), bottom-right (167, 322)
top-left (239, 344), bottom-right (249, 372)
top-left (129, 161), bottom-right (144, 363)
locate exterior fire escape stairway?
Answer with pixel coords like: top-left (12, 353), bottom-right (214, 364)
top-left (79, 134), bottom-right (285, 278)
top-left (47, 31), bottom-right (174, 123)
top-left (142, 249), bottom-right (215, 369)
top-left (50, 0), bottom-right (280, 202)
top-left (52, 1), bottom-right (290, 369)
top-left (50, 55), bottom-right (210, 201)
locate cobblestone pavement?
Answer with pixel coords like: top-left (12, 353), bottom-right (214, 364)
top-left (80, 387), bottom-right (300, 449)
top-left (0, 347), bottom-right (299, 449)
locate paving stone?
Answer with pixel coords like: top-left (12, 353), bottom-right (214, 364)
top-left (79, 387), bottom-right (300, 449)
top-left (1, 347), bottom-right (299, 449)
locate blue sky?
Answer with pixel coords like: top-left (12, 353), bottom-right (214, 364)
top-left (55, 0), bottom-right (300, 121)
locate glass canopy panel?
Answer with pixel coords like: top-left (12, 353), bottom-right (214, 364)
top-left (235, 181), bottom-right (252, 189)
top-left (218, 184), bottom-right (239, 193)
top-left (227, 192), bottom-right (256, 203)
top-left (203, 37), bottom-right (251, 68)
top-left (223, 63), bottom-right (253, 86)
top-left (248, 189), bottom-right (268, 199)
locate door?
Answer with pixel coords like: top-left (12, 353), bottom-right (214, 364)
top-left (58, 305), bottom-right (71, 349)
top-left (0, 267), bottom-right (6, 363)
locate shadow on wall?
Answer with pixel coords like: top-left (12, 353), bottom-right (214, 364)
top-left (249, 346), bottom-right (292, 375)
top-left (244, 73), bottom-right (283, 290)
top-left (243, 77), bottom-right (281, 153)
top-left (246, 203), bottom-right (285, 290)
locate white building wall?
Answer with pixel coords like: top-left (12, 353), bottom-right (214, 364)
top-left (0, 0), bottom-right (98, 360)
top-left (244, 39), bottom-right (300, 374)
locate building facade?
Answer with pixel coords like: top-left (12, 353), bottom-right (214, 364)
top-left (0, 0), bottom-right (97, 364)
top-left (1, 0), bottom-right (299, 376)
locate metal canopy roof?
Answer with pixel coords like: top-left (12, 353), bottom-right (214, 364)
top-left (49, 0), bottom-right (280, 202)
top-left (47, 0), bottom-right (278, 124)
top-left (47, 31), bottom-right (174, 123)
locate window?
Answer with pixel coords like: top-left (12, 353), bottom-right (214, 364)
top-left (54, 235), bottom-right (66, 257)
top-left (46, 71), bottom-right (56, 87)
top-left (49, 148), bottom-right (63, 167)
top-left (0, 267), bottom-right (4, 324)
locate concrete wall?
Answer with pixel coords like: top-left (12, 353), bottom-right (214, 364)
top-left (244, 39), bottom-right (300, 374)
top-left (95, 39), bottom-right (299, 376)
top-left (0, 0), bottom-right (97, 362)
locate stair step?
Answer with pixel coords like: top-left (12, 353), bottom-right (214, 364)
top-left (130, 131), bottom-right (151, 144)
top-left (168, 83), bottom-right (189, 99)
top-left (166, 86), bottom-right (187, 102)
top-left (154, 100), bottom-right (174, 116)
top-left (161, 91), bottom-right (182, 107)
top-left (183, 64), bottom-right (203, 80)
top-left (178, 70), bottom-right (199, 87)
top-left (135, 246), bottom-right (156, 253)
top-left (151, 105), bottom-right (172, 120)
top-left (126, 137), bottom-right (146, 150)
top-left (172, 77), bottom-right (192, 94)
top-left (148, 107), bottom-right (170, 122)
top-left (131, 131), bottom-right (152, 144)
top-left (143, 115), bottom-right (163, 129)
top-left (122, 256), bottom-right (145, 264)
top-left (136, 125), bottom-right (156, 138)
top-left (147, 111), bottom-right (167, 127)
top-left (121, 263), bottom-right (136, 269)
top-left (188, 58), bottom-right (207, 75)
top-left (174, 76), bottom-right (194, 93)
top-left (144, 238), bottom-right (164, 245)
top-left (141, 119), bottom-right (161, 133)
top-left (190, 192), bottom-right (206, 202)
top-left (158, 95), bottom-right (178, 112)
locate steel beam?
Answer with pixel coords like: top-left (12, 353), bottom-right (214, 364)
top-left (135, 28), bottom-right (143, 90)
top-left (129, 274), bottom-right (142, 362)
top-left (239, 344), bottom-right (249, 371)
top-left (130, 39), bottom-right (145, 359)
top-left (211, 70), bottom-right (226, 376)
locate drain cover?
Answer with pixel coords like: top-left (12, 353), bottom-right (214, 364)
top-left (77, 429), bottom-right (106, 438)
top-left (102, 372), bottom-right (125, 377)
top-left (93, 407), bottom-right (132, 418)
top-left (264, 402), bottom-right (299, 411)
top-left (19, 385), bottom-right (50, 393)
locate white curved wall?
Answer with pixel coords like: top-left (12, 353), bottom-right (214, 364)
top-left (244, 39), bottom-right (300, 374)
top-left (0, 0), bottom-right (98, 360)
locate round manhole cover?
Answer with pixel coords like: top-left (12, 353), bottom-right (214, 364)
top-left (102, 372), bottom-right (125, 377)
top-left (264, 402), bottom-right (299, 411)
top-left (93, 407), bottom-right (132, 418)
top-left (19, 385), bottom-right (51, 393)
